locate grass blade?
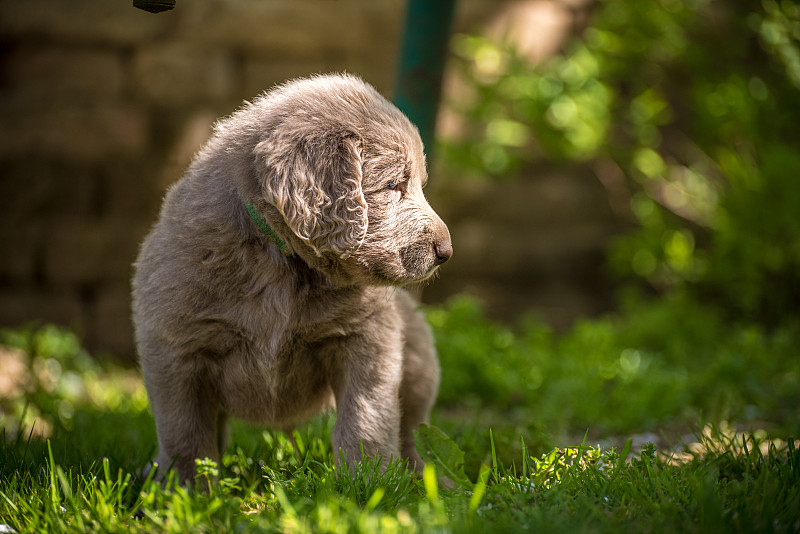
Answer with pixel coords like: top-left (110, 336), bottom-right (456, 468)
top-left (617, 438), bottom-right (633, 473)
top-left (469, 464), bottom-right (491, 514)
top-left (489, 428), bottom-right (500, 483)
top-left (47, 440), bottom-right (58, 508)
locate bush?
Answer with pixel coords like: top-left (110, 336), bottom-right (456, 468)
top-left (444, 0), bottom-right (800, 324)
top-left (430, 294), bottom-right (800, 437)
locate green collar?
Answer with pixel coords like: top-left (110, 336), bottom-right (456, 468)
top-left (244, 202), bottom-right (293, 256)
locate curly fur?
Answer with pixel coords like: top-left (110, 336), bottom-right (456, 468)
top-left (131, 74), bottom-right (452, 482)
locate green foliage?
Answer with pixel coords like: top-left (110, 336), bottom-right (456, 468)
top-left (1, 324), bottom-right (97, 432)
top-left (0, 324), bottom-right (149, 443)
top-left (430, 294), bottom-right (800, 437)
top-left (444, 0), bottom-right (800, 323)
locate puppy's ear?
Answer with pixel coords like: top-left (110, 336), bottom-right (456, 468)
top-left (257, 131), bottom-right (368, 258)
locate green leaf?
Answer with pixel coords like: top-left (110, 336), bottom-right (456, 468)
top-left (413, 424), bottom-right (471, 488)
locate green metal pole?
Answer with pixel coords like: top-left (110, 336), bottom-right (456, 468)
top-left (394, 0), bottom-right (457, 165)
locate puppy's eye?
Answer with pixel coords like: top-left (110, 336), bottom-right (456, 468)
top-left (386, 181), bottom-right (407, 193)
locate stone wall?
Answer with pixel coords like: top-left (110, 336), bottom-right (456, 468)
top-left (0, 0), bottom-right (618, 360)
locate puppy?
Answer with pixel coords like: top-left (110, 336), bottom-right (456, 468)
top-left (131, 74), bottom-right (452, 482)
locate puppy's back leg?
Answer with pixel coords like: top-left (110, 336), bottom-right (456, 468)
top-left (218, 410), bottom-right (230, 460)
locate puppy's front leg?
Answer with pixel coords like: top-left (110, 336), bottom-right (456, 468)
top-left (142, 355), bottom-right (223, 484)
top-left (330, 329), bottom-right (403, 469)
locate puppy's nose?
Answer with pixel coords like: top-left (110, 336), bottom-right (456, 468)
top-left (434, 240), bottom-right (453, 265)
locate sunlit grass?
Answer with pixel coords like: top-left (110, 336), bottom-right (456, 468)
top-left (1, 306), bottom-right (799, 533)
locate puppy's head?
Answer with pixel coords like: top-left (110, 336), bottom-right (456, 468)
top-left (255, 74), bottom-right (452, 285)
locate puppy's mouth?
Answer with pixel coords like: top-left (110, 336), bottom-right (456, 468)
top-left (366, 262), bottom-right (439, 287)
top-left (399, 242), bottom-right (440, 280)
top-left (404, 265), bottom-right (440, 285)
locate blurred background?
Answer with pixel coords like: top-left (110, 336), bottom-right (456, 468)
top-left (0, 0), bottom-right (798, 366)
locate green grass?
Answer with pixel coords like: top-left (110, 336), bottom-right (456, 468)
top-left (1, 296), bottom-right (799, 533)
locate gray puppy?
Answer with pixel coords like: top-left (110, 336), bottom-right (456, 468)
top-left (132, 74), bottom-right (452, 482)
